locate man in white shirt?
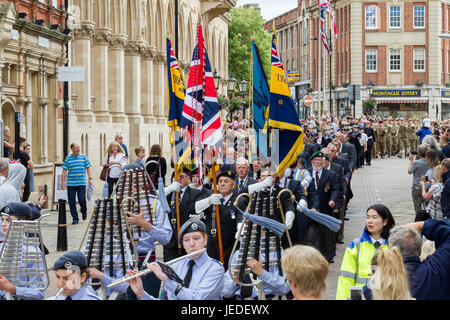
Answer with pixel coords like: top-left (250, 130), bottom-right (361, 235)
top-left (358, 127), bottom-right (368, 168)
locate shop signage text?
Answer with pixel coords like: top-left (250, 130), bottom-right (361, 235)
top-left (372, 89), bottom-right (421, 97)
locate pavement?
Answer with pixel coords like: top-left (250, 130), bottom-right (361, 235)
top-left (36, 155), bottom-right (416, 299)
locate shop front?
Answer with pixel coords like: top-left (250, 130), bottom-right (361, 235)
top-left (335, 90), bottom-right (351, 117)
top-left (372, 89), bottom-right (428, 119)
top-left (441, 90), bottom-right (450, 120)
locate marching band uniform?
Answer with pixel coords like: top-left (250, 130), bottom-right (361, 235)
top-left (223, 250), bottom-right (290, 300)
top-left (0, 203), bottom-right (46, 300)
top-left (48, 250), bottom-right (101, 300)
top-left (138, 220), bottom-right (224, 300)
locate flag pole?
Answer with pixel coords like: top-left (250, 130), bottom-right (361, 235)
top-left (172, 127), bottom-right (182, 256)
top-left (211, 152), bottom-right (224, 264)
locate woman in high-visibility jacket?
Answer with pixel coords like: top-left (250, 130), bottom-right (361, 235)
top-left (336, 204), bottom-right (396, 300)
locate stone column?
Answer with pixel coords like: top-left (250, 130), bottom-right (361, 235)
top-left (141, 46), bottom-right (155, 124)
top-left (92, 28), bottom-right (111, 122)
top-left (153, 51), bottom-right (166, 124)
top-left (109, 34), bottom-right (127, 123)
top-left (72, 23), bottom-right (94, 122)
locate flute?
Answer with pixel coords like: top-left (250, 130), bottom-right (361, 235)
top-left (107, 248), bottom-right (207, 288)
top-left (53, 288), bottom-right (64, 300)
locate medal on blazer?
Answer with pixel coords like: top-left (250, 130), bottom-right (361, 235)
top-left (230, 209), bottom-right (235, 220)
top-left (325, 182), bottom-right (331, 193)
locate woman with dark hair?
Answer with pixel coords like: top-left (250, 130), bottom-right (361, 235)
top-left (146, 144), bottom-right (167, 187)
top-left (336, 204), bottom-right (395, 300)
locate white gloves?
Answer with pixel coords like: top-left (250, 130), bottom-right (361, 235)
top-left (248, 176), bottom-right (273, 194)
top-left (164, 182), bottom-right (181, 195)
top-left (203, 176), bottom-right (210, 185)
top-left (301, 180), bottom-right (310, 189)
top-left (195, 194), bottom-right (221, 213)
top-left (190, 212), bottom-right (205, 220)
top-left (235, 222), bottom-right (243, 239)
top-left (284, 168), bottom-right (292, 178)
top-left (296, 199), bottom-right (308, 212)
top-left (285, 211), bottom-right (295, 230)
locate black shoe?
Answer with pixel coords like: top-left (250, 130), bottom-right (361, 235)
top-left (328, 259), bottom-right (334, 264)
top-left (344, 216), bottom-right (349, 221)
top-left (82, 213), bottom-right (87, 221)
top-left (72, 220), bottom-right (79, 225)
top-left (337, 240), bottom-right (344, 244)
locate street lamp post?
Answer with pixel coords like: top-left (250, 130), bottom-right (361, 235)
top-left (227, 74), bottom-right (237, 93)
top-left (367, 80), bottom-right (374, 115)
top-left (239, 78), bottom-right (248, 119)
top-left (213, 68), bottom-right (221, 91)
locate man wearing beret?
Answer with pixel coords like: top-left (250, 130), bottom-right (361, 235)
top-left (164, 166), bottom-right (202, 262)
top-left (304, 151), bottom-right (340, 263)
top-left (128, 219), bottom-right (224, 300)
top-left (48, 250), bottom-right (100, 300)
top-left (0, 202), bottom-right (46, 300)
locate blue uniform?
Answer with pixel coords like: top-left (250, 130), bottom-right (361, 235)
top-left (0, 243), bottom-right (46, 300)
top-left (139, 252), bottom-right (224, 300)
top-left (47, 285), bottom-right (101, 300)
top-left (223, 250), bottom-right (290, 300)
top-left (135, 196), bottom-right (172, 257)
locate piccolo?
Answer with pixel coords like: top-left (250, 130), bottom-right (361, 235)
top-left (107, 248), bottom-right (207, 288)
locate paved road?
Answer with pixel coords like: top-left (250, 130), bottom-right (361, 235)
top-left (37, 156), bottom-right (415, 299)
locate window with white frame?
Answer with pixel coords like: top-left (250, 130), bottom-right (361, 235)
top-left (414, 6), bottom-right (425, 29)
top-left (389, 6), bottom-right (401, 28)
top-left (365, 49), bottom-right (377, 72)
top-left (413, 49), bottom-right (425, 72)
top-left (365, 6), bottom-right (377, 29)
top-left (389, 49), bottom-right (401, 72)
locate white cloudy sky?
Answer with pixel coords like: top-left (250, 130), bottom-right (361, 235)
top-left (236, 0), bottom-right (299, 21)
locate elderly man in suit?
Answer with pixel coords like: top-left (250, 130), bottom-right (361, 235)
top-left (334, 132), bottom-right (357, 172)
top-left (234, 158), bottom-right (257, 194)
top-left (305, 151), bottom-right (340, 263)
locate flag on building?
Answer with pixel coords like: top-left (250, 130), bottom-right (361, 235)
top-left (251, 41), bottom-right (270, 161)
top-left (318, 0), bottom-right (338, 56)
top-left (268, 32), bottom-right (304, 176)
top-left (180, 24), bottom-right (222, 181)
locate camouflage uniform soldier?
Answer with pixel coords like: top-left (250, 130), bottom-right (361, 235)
top-left (385, 120), bottom-right (393, 157)
top-left (378, 121), bottom-right (387, 159)
top-left (397, 118), bottom-right (408, 158)
top-left (391, 119), bottom-right (400, 155)
top-left (406, 120), bottom-right (416, 153)
top-left (372, 121), bottom-right (379, 159)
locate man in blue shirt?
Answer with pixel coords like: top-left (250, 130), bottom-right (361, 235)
top-left (61, 143), bottom-right (94, 224)
top-left (115, 135), bottom-right (128, 158)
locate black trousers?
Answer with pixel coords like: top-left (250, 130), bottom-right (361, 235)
top-left (306, 219), bottom-right (336, 261)
top-left (107, 176), bottom-right (119, 198)
top-left (22, 171), bottom-right (31, 201)
top-left (365, 143), bottom-right (373, 164)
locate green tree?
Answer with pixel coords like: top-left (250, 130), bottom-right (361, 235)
top-left (228, 6), bottom-right (272, 86)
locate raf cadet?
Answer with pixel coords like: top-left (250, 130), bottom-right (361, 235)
top-left (127, 219), bottom-right (224, 300)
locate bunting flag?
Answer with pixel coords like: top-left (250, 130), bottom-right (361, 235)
top-left (180, 24), bottom-right (222, 181)
top-left (166, 38), bottom-right (192, 170)
top-left (251, 41), bottom-right (270, 161)
top-left (268, 32), bottom-right (304, 177)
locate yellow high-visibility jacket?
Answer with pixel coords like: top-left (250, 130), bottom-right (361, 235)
top-left (336, 230), bottom-right (388, 300)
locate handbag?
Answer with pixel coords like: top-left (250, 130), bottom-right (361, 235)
top-left (100, 154), bottom-right (110, 181)
top-left (414, 203), bottom-right (431, 222)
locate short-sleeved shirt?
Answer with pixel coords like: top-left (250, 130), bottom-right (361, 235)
top-left (19, 150), bottom-right (30, 170)
top-left (411, 159), bottom-right (429, 190)
top-left (62, 153), bottom-right (91, 186)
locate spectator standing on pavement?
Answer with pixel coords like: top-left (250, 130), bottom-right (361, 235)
top-left (368, 247), bottom-right (412, 300)
top-left (422, 135), bottom-right (445, 161)
top-left (440, 158), bottom-right (450, 224)
top-left (408, 145), bottom-right (430, 220)
top-left (23, 144), bottom-right (35, 196)
top-left (440, 135), bottom-right (450, 158)
top-left (17, 137), bottom-right (33, 201)
top-left (3, 126), bottom-right (14, 159)
top-left (5, 162), bottom-right (26, 197)
top-left (281, 245), bottom-right (329, 300)
top-left (420, 165), bottom-right (444, 220)
top-left (103, 141), bottom-right (128, 198)
top-left (61, 143), bottom-right (94, 225)
top-left (115, 134), bottom-right (128, 158)
top-left (336, 204), bottom-right (395, 300)
top-left (146, 144), bottom-right (167, 187)
top-left (386, 219), bottom-right (450, 300)
top-left (123, 146), bottom-right (146, 171)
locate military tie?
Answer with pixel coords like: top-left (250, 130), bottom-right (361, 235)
top-left (315, 171), bottom-right (320, 188)
top-left (65, 296), bottom-right (72, 300)
top-left (220, 198), bottom-right (225, 206)
top-left (239, 180), bottom-right (244, 191)
top-left (183, 260), bottom-right (196, 288)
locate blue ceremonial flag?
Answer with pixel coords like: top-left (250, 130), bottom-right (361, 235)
top-left (268, 30), bottom-right (304, 176)
top-left (251, 42), bottom-right (270, 161)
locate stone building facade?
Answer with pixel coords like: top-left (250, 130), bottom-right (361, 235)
top-left (68, 0), bottom-right (233, 193)
top-left (0, 0), bottom-right (68, 204)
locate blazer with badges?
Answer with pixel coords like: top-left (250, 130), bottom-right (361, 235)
top-left (164, 187), bottom-right (201, 261)
top-left (307, 167), bottom-right (340, 214)
top-left (327, 162), bottom-right (345, 209)
top-left (341, 143), bottom-right (357, 170)
top-left (139, 252), bottom-right (224, 300)
top-left (234, 176), bottom-right (258, 194)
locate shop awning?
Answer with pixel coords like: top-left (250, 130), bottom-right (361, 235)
top-left (375, 98), bottom-right (428, 104)
top-left (441, 100), bottom-right (450, 104)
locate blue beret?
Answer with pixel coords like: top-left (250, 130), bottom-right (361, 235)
top-left (178, 219), bottom-right (207, 243)
top-left (1, 202), bottom-right (32, 219)
top-left (53, 250), bottom-right (87, 270)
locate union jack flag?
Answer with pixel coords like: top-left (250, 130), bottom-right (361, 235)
top-left (271, 35), bottom-right (283, 69)
top-left (318, 0), bottom-right (338, 56)
top-left (180, 24), bottom-right (222, 181)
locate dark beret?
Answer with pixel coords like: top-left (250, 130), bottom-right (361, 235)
top-left (53, 250), bottom-right (87, 270)
top-left (310, 151), bottom-right (325, 161)
top-left (178, 219), bottom-right (207, 243)
top-left (1, 202), bottom-right (32, 219)
top-left (191, 166), bottom-right (199, 175)
top-left (216, 170), bottom-right (236, 181)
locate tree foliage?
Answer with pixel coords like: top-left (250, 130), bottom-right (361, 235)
top-left (228, 7), bottom-right (272, 87)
